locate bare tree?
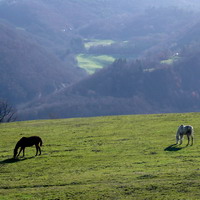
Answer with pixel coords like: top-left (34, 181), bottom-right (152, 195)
top-left (0, 100), bottom-right (16, 123)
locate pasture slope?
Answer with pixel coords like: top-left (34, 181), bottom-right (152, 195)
top-left (1, 113), bottom-right (200, 200)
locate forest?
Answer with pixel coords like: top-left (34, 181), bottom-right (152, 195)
top-left (1, 0), bottom-right (200, 120)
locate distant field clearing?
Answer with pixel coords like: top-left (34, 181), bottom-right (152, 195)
top-left (77, 54), bottom-right (115, 74)
top-left (84, 39), bottom-right (115, 49)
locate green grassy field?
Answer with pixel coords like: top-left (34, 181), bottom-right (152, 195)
top-left (76, 54), bottom-right (115, 74)
top-left (84, 39), bottom-right (115, 50)
top-left (1, 113), bottom-right (200, 199)
top-left (161, 55), bottom-right (180, 65)
top-left (76, 39), bottom-right (116, 74)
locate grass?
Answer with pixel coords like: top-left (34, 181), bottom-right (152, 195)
top-left (161, 55), bottom-right (180, 65)
top-left (1, 113), bottom-right (200, 199)
top-left (84, 39), bottom-right (115, 50)
top-left (77, 39), bottom-right (116, 74)
top-left (76, 54), bottom-right (115, 74)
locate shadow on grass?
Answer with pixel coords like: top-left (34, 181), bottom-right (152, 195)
top-left (164, 144), bottom-right (185, 151)
top-left (0, 157), bottom-right (34, 164)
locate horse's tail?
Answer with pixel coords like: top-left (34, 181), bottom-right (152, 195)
top-left (39, 137), bottom-right (43, 146)
top-left (191, 126), bottom-right (194, 135)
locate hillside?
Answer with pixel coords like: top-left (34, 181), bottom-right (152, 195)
top-left (16, 3), bottom-right (200, 120)
top-left (77, 7), bottom-right (198, 73)
top-left (0, 0), bottom-right (88, 105)
top-left (1, 113), bottom-right (200, 199)
top-left (79, 6), bottom-right (198, 40)
top-left (0, 21), bottom-right (86, 105)
top-left (1, 0), bottom-right (200, 119)
top-left (18, 39), bottom-right (200, 120)
top-left (0, 0), bottom-right (90, 61)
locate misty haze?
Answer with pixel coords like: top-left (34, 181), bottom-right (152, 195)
top-left (1, 0), bottom-right (200, 120)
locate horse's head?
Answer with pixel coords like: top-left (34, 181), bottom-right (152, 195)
top-left (13, 146), bottom-right (18, 159)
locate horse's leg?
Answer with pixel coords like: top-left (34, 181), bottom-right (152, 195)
top-left (191, 135), bottom-right (194, 146)
top-left (36, 143), bottom-right (42, 156)
top-left (179, 135), bottom-right (183, 145)
top-left (17, 147), bottom-right (23, 157)
top-left (38, 146), bottom-right (41, 155)
top-left (176, 134), bottom-right (180, 145)
top-left (35, 145), bottom-right (39, 156)
top-left (186, 135), bottom-right (190, 146)
top-left (22, 147), bottom-right (25, 157)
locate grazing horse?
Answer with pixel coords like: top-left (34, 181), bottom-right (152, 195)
top-left (13, 136), bottom-right (43, 158)
top-left (176, 125), bottom-right (194, 146)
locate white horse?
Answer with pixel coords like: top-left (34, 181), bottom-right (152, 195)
top-left (176, 125), bottom-right (194, 146)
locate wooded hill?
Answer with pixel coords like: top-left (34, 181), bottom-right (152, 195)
top-left (0, 21), bottom-right (86, 105)
top-left (19, 38), bottom-right (200, 120)
top-left (0, 0), bottom-right (87, 105)
top-left (1, 0), bottom-right (200, 120)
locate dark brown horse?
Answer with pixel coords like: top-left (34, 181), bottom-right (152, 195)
top-left (13, 136), bottom-right (43, 158)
